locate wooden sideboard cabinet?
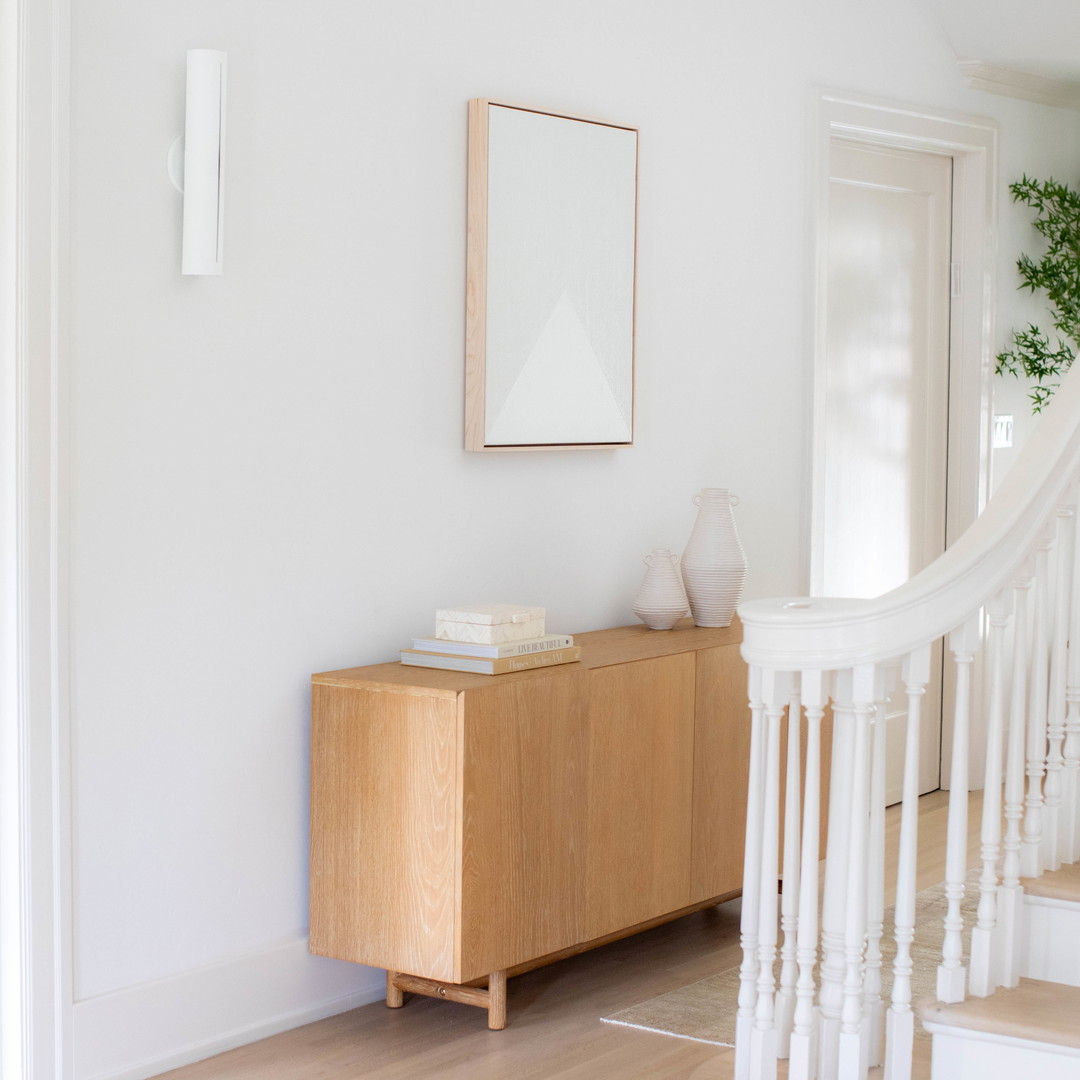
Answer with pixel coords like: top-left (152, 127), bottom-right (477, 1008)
top-left (309, 619), bottom-right (749, 1028)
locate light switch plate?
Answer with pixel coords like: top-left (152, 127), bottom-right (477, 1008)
top-left (993, 414), bottom-right (1014, 449)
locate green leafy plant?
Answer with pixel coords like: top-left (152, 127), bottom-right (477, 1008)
top-left (996, 175), bottom-right (1080, 412)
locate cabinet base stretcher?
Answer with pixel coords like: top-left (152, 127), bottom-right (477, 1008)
top-left (382, 892), bottom-right (740, 1029)
top-left (387, 970), bottom-right (507, 1029)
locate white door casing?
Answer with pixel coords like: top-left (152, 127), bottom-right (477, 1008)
top-left (810, 93), bottom-right (998, 798)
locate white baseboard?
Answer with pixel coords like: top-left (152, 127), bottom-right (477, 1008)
top-left (73, 936), bottom-right (385, 1080)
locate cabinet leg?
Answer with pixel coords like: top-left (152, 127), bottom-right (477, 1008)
top-left (487, 970), bottom-right (507, 1030)
top-left (386, 970), bottom-right (404, 1009)
top-left (384, 969), bottom-right (508, 1027)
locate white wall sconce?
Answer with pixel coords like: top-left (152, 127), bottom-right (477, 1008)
top-left (168, 50), bottom-right (227, 275)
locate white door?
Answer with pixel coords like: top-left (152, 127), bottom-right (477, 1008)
top-left (815, 139), bottom-right (953, 802)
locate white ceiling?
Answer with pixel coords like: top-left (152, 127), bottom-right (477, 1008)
top-left (926, 0), bottom-right (1080, 83)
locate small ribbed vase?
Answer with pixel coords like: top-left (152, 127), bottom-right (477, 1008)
top-left (632, 549), bottom-right (690, 630)
top-left (681, 488), bottom-right (747, 628)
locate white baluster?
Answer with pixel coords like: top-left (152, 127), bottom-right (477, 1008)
top-left (776, 686), bottom-right (803, 1056)
top-left (1060, 488), bottom-right (1080, 862)
top-left (1036, 527), bottom-right (1062, 872)
top-left (789, 671), bottom-right (827, 1080)
top-left (1049, 502), bottom-right (1077, 867)
top-left (736, 666), bottom-right (766, 1080)
top-left (937, 620), bottom-right (977, 1004)
top-left (884, 646), bottom-right (931, 1080)
top-left (862, 697), bottom-right (888, 1070)
top-left (838, 663), bottom-right (876, 1080)
top-left (999, 567), bottom-right (1033, 988)
top-left (1021, 535), bottom-right (1052, 878)
top-left (969, 592), bottom-right (1010, 996)
top-left (751, 670), bottom-right (790, 1080)
top-left (818, 674), bottom-right (856, 1080)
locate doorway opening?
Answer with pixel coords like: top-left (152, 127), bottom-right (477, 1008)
top-left (809, 93), bottom-right (998, 801)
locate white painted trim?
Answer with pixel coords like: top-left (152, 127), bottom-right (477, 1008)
top-left (927, 1033), bottom-right (1080, 1080)
top-left (809, 90), bottom-right (998, 595)
top-left (72, 937), bottom-right (383, 1080)
top-left (1020, 892), bottom-right (1080, 987)
top-left (1022, 892), bottom-right (1080, 913)
top-left (958, 62), bottom-right (1080, 113)
top-left (921, 1017), bottom-right (1080, 1057)
top-left (0, 0), bottom-right (71, 1078)
top-left (806, 92), bottom-right (997, 790)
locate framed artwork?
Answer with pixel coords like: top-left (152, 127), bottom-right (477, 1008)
top-left (465, 99), bottom-right (638, 451)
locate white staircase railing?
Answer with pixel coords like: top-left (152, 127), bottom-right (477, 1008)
top-left (735, 359), bottom-right (1080, 1080)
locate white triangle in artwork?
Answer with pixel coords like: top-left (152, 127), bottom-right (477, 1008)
top-left (487, 293), bottom-right (632, 444)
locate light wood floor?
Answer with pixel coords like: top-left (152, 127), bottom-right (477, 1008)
top-left (154, 791), bottom-right (980, 1080)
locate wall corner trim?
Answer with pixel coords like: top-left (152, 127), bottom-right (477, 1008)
top-left (72, 937), bottom-right (383, 1080)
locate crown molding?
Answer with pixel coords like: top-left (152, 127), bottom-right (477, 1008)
top-left (959, 61), bottom-right (1080, 112)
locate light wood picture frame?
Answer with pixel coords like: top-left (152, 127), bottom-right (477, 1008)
top-left (465, 99), bottom-right (638, 452)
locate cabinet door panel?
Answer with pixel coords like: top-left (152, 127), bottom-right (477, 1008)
top-left (459, 670), bottom-right (587, 981)
top-left (691, 645), bottom-right (749, 901)
top-left (585, 654), bottom-right (696, 940)
top-left (309, 684), bottom-right (458, 982)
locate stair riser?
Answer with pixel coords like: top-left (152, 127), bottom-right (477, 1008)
top-left (1020, 894), bottom-right (1080, 987)
top-left (928, 1027), bottom-right (1080, 1080)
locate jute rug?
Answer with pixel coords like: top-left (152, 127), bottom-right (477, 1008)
top-left (602, 875), bottom-right (980, 1046)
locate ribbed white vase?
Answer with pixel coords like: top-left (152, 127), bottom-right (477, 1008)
top-left (632, 548), bottom-right (690, 630)
top-left (681, 488), bottom-right (747, 628)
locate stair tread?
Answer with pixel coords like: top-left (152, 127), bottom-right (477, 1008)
top-left (1022, 860), bottom-right (1080, 902)
top-left (918, 978), bottom-right (1080, 1049)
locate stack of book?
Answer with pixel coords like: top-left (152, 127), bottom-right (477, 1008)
top-left (400, 604), bottom-right (579, 675)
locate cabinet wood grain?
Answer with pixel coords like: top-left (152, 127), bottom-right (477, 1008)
top-left (310, 619), bottom-right (750, 1025)
top-left (585, 653), bottom-right (696, 939)
top-left (691, 644), bottom-right (751, 902)
top-left (309, 684), bottom-right (459, 981)
top-left (459, 674), bottom-right (588, 980)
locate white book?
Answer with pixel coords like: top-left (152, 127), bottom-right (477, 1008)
top-left (410, 633), bottom-right (573, 659)
top-left (400, 647), bottom-right (581, 676)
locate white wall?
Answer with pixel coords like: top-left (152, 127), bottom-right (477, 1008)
top-left (66, 0), bottom-right (1080, 1076)
top-left (990, 91), bottom-right (1080, 486)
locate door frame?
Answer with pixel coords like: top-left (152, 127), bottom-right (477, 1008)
top-left (808, 92), bottom-right (999, 790)
top-left (1, 0), bottom-right (72, 1076)
top-left (809, 91), bottom-right (999, 593)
